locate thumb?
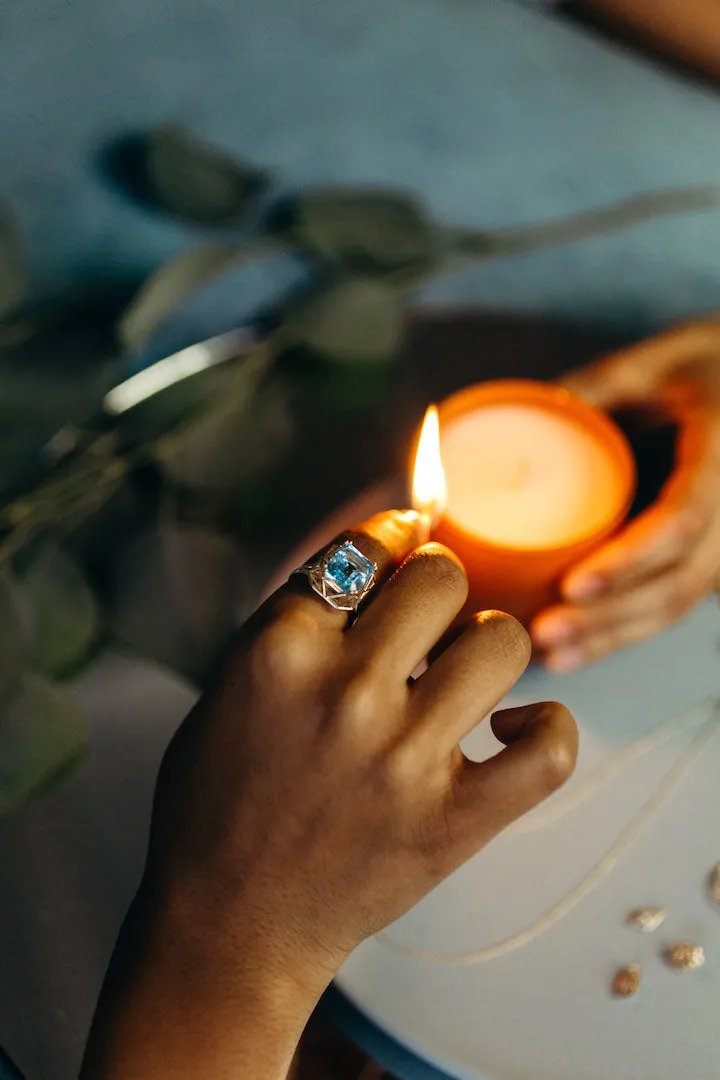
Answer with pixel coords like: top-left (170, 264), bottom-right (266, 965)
top-left (560, 350), bottom-right (656, 411)
top-left (451, 702), bottom-right (578, 856)
top-left (560, 323), bottom-right (716, 411)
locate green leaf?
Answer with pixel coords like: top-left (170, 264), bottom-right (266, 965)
top-left (0, 673), bottom-right (86, 815)
top-left (22, 545), bottom-right (102, 680)
top-left (119, 241), bottom-right (275, 353)
top-left (285, 188), bottom-right (439, 278)
top-left (144, 123), bottom-right (270, 225)
top-left (0, 200), bottom-right (26, 318)
top-left (0, 299), bottom-right (122, 499)
top-left (0, 568), bottom-right (27, 706)
top-left (158, 370), bottom-right (292, 496)
top-left (285, 276), bottom-right (404, 364)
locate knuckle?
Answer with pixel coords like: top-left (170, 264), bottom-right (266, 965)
top-left (662, 580), bottom-right (696, 624)
top-left (381, 741), bottom-right (426, 794)
top-left (251, 608), bottom-right (317, 681)
top-left (334, 667), bottom-right (380, 726)
top-left (403, 544), bottom-right (468, 603)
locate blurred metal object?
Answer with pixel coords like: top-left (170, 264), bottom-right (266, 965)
top-left (103, 326), bottom-right (258, 415)
top-left (40, 325), bottom-right (263, 473)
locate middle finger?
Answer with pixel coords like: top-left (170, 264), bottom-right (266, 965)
top-left (348, 543), bottom-right (469, 680)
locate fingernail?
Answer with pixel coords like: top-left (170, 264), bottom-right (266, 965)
top-left (392, 508), bottom-right (426, 539)
top-left (564, 573), bottom-right (605, 602)
top-left (546, 647), bottom-right (586, 674)
top-left (532, 618), bottom-right (579, 648)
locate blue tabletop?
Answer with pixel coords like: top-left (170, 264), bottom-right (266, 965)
top-left (0, 1048), bottom-right (24, 1080)
top-left (322, 986), bottom-right (455, 1080)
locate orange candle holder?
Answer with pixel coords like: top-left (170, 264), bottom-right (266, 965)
top-left (429, 380), bottom-right (636, 626)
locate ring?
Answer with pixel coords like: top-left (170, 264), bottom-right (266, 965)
top-left (292, 539), bottom-right (378, 614)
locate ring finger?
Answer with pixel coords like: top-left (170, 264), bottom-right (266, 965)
top-left (410, 610), bottom-right (531, 748)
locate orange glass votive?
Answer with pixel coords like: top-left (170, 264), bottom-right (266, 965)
top-left (431, 380), bottom-right (636, 626)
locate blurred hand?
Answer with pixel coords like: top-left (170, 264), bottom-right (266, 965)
top-left (533, 321), bottom-right (720, 671)
top-left (83, 509), bottom-right (577, 1080)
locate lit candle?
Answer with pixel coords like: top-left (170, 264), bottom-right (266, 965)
top-left (412, 380), bottom-right (636, 625)
top-left (411, 404), bottom-right (447, 530)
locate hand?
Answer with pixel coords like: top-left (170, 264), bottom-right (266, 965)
top-left (82, 510), bottom-right (577, 1080)
top-left (533, 321), bottom-right (720, 671)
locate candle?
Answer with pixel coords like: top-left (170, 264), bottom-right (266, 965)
top-left (412, 380), bottom-right (636, 625)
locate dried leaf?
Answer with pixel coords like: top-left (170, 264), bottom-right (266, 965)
top-left (144, 123), bottom-right (270, 225)
top-left (708, 863), bottom-right (720, 904)
top-left (286, 277), bottom-right (403, 365)
top-left (285, 188), bottom-right (439, 278)
top-left (664, 942), bottom-right (705, 972)
top-left (23, 545), bottom-right (102, 680)
top-left (612, 964), bottom-right (641, 999)
top-left (0, 673), bottom-right (86, 815)
top-left (627, 908), bottom-right (667, 934)
top-left (0, 200), bottom-right (26, 318)
top-left (119, 241), bottom-right (276, 353)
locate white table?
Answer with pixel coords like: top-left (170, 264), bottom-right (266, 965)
top-left (337, 601), bottom-right (720, 1080)
top-left (0, 603), bottom-right (718, 1080)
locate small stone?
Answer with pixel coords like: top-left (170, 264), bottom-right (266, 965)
top-left (325, 542), bottom-right (375, 596)
top-left (627, 907), bottom-right (667, 934)
top-left (709, 864), bottom-right (720, 904)
top-left (665, 942), bottom-right (705, 972)
top-left (612, 964), bottom-right (641, 998)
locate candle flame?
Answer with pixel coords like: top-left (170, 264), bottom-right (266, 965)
top-left (412, 405), bottom-right (447, 527)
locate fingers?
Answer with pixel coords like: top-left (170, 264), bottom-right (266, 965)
top-left (561, 351), bottom-right (655, 411)
top-left (561, 418), bottom-right (720, 603)
top-left (533, 413), bottom-right (720, 669)
top-left (410, 611), bottom-right (531, 747)
top-left (349, 543), bottom-right (469, 679)
top-left (450, 702), bottom-right (578, 855)
top-left (560, 496), bottom-right (707, 604)
top-left (268, 509), bottom-right (428, 632)
top-left (533, 525), bottom-right (720, 671)
top-left (560, 322), bottom-right (719, 411)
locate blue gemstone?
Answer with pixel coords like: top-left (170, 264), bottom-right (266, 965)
top-left (325, 542), bottom-right (375, 596)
